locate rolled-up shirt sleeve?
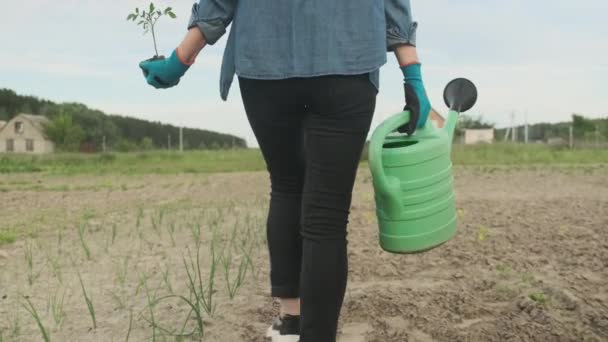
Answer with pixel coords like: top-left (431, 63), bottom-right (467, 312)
top-left (188, 0), bottom-right (237, 45)
top-left (385, 0), bottom-right (418, 51)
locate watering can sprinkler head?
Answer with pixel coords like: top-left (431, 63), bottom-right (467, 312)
top-left (442, 78), bottom-right (478, 141)
top-left (443, 78), bottom-right (478, 113)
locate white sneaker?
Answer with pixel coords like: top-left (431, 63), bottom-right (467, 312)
top-left (265, 314), bottom-right (300, 342)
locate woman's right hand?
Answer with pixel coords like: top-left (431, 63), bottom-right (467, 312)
top-left (139, 49), bottom-right (191, 89)
top-left (400, 63), bottom-right (431, 134)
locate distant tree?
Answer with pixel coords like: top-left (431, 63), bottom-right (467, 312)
top-left (140, 137), bottom-right (154, 150)
top-left (43, 113), bottom-right (85, 152)
top-left (20, 103), bottom-right (33, 114)
top-left (458, 115), bottom-right (494, 129)
top-left (572, 114), bottom-right (596, 139)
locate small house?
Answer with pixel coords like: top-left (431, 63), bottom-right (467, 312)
top-left (0, 114), bottom-right (54, 154)
top-left (464, 128), bottom-right (494, 144)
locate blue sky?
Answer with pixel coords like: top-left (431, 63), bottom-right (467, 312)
top-left (1, 0), bottom-right (607, 147)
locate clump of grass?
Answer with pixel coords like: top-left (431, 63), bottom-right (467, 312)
top-left (77, 271), bottom-right (97, 329)
top-left (135, 208), bottom-right (149, 243)
top-left (49, 290), bottom-right (67, 328)
top-left (221, 223), bottom-right (254, 299)
top-left (111, 223), bottom-right (118, 245)
top-left (115, 256), bottom-right (130, 286)
top-left (162, 264), bottom-right (174, 294)
top-left (529, 291), bottom-right (549, 304)
top-left (47, 252), bottom-right (63, 284)
top-left (56, 226), bottom-right (64, 252)
top-left (477, 226), bottom-right (489, 242)
top-left (24, 240), bottom-right (41, 286)
top-left (183, 241), bottom-right (219, 317)
top-left (496, 264), bottom-right (513, 278)
top-left (156, 242), bottom-right (218, 339)
top-left (140, 273), bottom-right (159, 341)
top-left (150, 209), bottom-right (162, 237)
top-left (166, 221), bottom-right (176, 246)
top-left (190, 222), bottom-right (202, 248)
top-left (78, 223), bottom-right (92, 260)
top-left (22, 296), bottom-right (51, 342)
top-left (221, 248), bottom-right (250, 300)
top-left (82, 209), bottom-right (96, 221)
top-left (0, 231), bottom-right (17, 245)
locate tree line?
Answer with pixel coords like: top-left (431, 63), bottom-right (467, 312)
top-left (0, 88), bottom-right (247, 152)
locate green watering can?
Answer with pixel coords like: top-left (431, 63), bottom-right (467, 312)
top-left (368, 78), bottom-right (477, 253)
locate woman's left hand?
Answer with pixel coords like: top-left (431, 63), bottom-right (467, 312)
top-left (139, 49), bottom-right (191, 89)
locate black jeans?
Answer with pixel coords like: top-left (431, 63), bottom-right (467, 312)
top-left (239, 74), bottom-right (376, 342)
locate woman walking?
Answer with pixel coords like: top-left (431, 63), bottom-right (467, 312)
top-left (140, 1), bottom-right (430, 341)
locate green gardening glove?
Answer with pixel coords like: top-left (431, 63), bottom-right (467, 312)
top-left (399, 63), bottom-right (431, 135)
top-left (139, 49), bottom-right (191, 89)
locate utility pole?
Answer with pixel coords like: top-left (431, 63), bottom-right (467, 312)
top-left (168, 134), bottom-right (172, 150)
top-left (179, 126), bottom-right (183, 152)
top-left (524, 110), bottom-right (529, 144)
top-left (511, 111), bottom-right (516, 143)
top-left (569, 125), bottom-right (574, 149)
top-left (596, 125), bottom-right (600, 148)
top-left (102, 135), bottom-right (106, 152)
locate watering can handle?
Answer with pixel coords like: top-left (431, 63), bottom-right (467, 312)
top-left (368, 110), bottom-right (413, 201)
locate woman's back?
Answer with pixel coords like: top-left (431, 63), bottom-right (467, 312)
top-left (232, 1), bottom-right (386, 78)
top-left (189, 0), bottom-right (417, 99)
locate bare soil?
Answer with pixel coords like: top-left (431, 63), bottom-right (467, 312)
top-left (0, 165), bottom-right (607, 341)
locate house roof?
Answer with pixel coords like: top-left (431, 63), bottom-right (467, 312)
top-left (0, 113), bottom-right (51, 138)
top-left (19, 114), bottom-right (51, 132)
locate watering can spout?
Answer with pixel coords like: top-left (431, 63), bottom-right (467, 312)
top-left (442, 78), bottom-right (478, 143)
top-left (445, 110), bottom-right (459, 143)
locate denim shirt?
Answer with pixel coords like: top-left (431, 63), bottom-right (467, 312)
top-left (188, 1), bottom-right (417, 100)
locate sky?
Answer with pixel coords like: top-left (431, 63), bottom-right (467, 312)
top-left (1, 0), bottom-right (607, 147)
